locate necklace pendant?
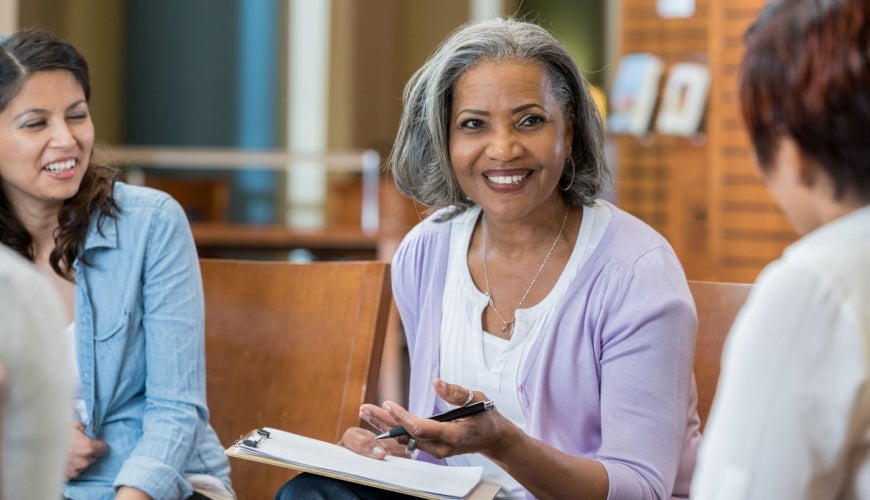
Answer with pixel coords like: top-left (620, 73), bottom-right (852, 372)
top-left (502, 320), bottom-right (514, 337)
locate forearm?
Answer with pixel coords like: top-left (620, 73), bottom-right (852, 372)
top-left (487, 424), bottom-right (608, 500)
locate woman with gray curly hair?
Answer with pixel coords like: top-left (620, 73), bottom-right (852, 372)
top-left (277, 18), bottom-right (699, 500)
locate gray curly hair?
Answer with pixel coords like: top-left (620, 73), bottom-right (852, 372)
top-left (389, 17), bottom-right (610, 221)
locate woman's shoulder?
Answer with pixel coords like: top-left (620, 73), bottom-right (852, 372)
top-left (110, 182), bottom-right (189, 222)
top-left (593, 201), bottom-right (679, 265)
top-left (88, 183), bottom-right (189, 242)
top-left (392, 206), bottom-right (470, 276)
top-left (111, 181), bottom-right (175, 209)
top-left (83, 183), bottom-right (190, 249)
top-left (396, 207), bottom-right (459, 248)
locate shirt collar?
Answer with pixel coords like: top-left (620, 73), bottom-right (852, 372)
top-left (82, 214), bottom-right (119, 251)
top-left (785, 204), bottom-right (870, 259)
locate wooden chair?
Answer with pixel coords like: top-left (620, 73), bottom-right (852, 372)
top-left (200, 259), bottom-right (392, 500)
top-left (688, 280), bottom-right (753, 431)
top-left (144, 174), bottom-right (231, 222)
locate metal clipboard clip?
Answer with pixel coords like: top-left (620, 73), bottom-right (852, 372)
top-left (238, 428), bottom-right (271, 448)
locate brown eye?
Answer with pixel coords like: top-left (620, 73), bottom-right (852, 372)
top-left (519, 115), bottom-right (545, 127)
top-left (460, 118), bottom-right (484, 129)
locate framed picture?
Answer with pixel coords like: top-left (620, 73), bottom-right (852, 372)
top-left (654, 62), bottom-right (711, 137)
top-left (657, 0), bottom-right (696, 18)
top-left (607, 53), bottom-right (664, 136)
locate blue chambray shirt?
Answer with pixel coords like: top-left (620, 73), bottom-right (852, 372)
top-left (63, 182), bottom-right (231, 500)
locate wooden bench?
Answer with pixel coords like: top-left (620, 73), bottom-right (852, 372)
top-left (200, 259), bottom-right (392, 499)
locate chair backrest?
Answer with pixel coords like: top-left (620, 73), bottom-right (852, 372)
top-left (200, 259), bottom-right (392, 500)
top-left (688, 280), bottom-right (752, 431)
top-left (144, 174), bottom-right (231, 222)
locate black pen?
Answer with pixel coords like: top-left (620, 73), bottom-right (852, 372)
top-left (375, 400), bottom-right (495, 439)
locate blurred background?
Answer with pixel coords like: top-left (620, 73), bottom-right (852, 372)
top-left (1, 0), bottom-right (791, 284)
top-left (1, 0), bottom-right (606, 231)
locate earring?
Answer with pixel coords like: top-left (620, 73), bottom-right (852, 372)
top-left (559, 156), bottom-right (576, 191)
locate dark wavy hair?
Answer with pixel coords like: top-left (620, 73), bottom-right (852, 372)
top-left (0, 28), bottom-right (118, 280)
top-left (389, 18), bottom-right (609, 221)
top-left (739, 0), bottom-right (870, 202)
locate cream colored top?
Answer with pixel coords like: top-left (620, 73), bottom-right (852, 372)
top-left (440, 203), bottom-right (609, 498)
top-left (0, 244), bottom-right (72, 500)
top-left (693, 205), bottom-right (870, 500)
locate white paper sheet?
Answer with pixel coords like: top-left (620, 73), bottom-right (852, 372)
top-left (234, 427), bottom-right (484, 499)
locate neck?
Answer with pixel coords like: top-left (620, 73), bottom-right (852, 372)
top-left (10, 202), bottom-right (62, 264)
top-left (479, 204), bottom-right (572, 339)
top-left (479, 200), bottom-right (573, 257)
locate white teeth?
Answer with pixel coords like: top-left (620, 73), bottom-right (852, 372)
top-left (44, 159), bottom-right (76, 173)
top-left (488, 174), bottom-right (527, 185)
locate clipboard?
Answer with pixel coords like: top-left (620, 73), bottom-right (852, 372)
top-left (227, 427), bottom-right (501, 500)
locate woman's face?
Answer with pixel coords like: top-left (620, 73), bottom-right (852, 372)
top-left (448, 59), bottom-right (572, 221)
top-left (0, 70), bottom-right (93, 213)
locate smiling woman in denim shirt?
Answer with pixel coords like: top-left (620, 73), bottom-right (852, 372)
top-left (0, 29), bottom-right (232, 500)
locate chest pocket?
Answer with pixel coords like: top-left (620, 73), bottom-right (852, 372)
top-left (93, 308), bottom-right (132, 346)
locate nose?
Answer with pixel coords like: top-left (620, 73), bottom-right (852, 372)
top-left (49, 120), bottom-right (76, 148)
top-left (486, 126), bottom-right (523, 163)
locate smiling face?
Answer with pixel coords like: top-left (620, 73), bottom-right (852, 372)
top-left (0, 69), bottom-right (93, 215)
top-left (448, 59), bottom-right (573, 221)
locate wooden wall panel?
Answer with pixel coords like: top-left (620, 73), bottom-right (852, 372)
top-left (707, 0), bottom-right (797, 282)
top-left (616, 0), bottom-right (712, 279)
top-left (614, 0), bottom-right (798, 283)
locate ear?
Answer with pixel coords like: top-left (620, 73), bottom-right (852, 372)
top-left (563, 120), bottom-right (574, 157)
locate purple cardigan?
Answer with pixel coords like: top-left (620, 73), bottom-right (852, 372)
top-left (391, 202), bottom-right (700, 500)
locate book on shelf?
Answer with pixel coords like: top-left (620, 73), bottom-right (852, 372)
top-left (654, 62), bottom-right (711, 137)
top-left (607, 53), bottom-right (665, 136)
top-left (227, 427), bottom-right (501, 500)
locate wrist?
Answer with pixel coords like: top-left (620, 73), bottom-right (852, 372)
top-left (115, 486), bottom-right (151, 500)
top-left (483, 418), bottom-right (525, 466)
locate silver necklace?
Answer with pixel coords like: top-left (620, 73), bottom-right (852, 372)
top-left (481, 206), bottom-right (570, 338)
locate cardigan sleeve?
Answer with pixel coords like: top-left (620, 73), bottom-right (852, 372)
top-left (595, 247), bottom-right (698, 500)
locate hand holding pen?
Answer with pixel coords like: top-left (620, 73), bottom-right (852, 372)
top-left (375, 399), bottom-right (495, 440)
top-left (339, 380), bottom-right (501, 461)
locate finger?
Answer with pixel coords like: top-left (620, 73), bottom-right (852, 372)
top-left (434, 378), bottom-right (476, 406)
top-left (66, 456), bottom-right (90, 479)
top-left (382, 401), bottom-right (428, 439)
top-left (338, 427), bottom-right (388, 460)
top-left (69, 427), bottom-right (93, 454)
top-left (359, 404), bottom-right (398, 432)
top-left (65, 464), bottom-right (80, 480)
top-left (90, 438), bottom-right (109, 458)
top-left (383, 439), bottom-right (413, 457)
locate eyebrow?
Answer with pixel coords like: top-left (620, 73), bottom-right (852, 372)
top-left (13, 99), bottom-right (88, 121)
top-left (455, 103), bottom-right (547, 117)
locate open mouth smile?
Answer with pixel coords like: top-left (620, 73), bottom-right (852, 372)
top-left (486, 173), bottom-right (529, 185)
top-left (43, 158), bottom-right (76, 173)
